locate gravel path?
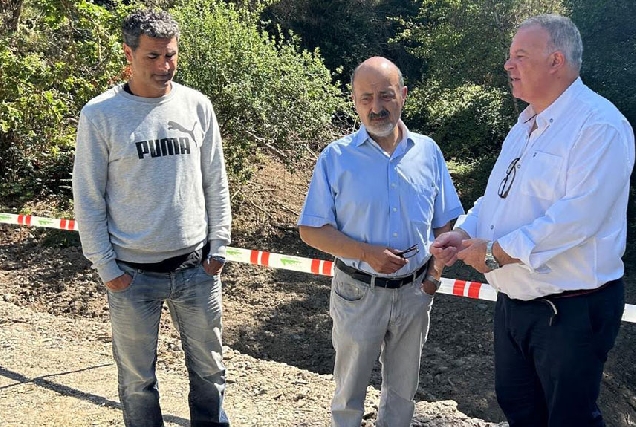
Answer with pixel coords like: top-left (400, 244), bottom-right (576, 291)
top-left (0, 299), bottom-right (505, 426)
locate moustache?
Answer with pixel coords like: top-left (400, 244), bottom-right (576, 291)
top-left (369, 110), bottom-right (390, 120)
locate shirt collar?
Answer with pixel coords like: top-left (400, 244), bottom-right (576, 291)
top-left (518, 77), bottom-right (584, 131)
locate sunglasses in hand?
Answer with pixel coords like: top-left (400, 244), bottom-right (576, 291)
top-left (395, 244), bottom-right (419, 259)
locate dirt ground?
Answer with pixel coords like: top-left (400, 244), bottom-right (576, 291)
top-left (0, 157), bottom-right (635, 426)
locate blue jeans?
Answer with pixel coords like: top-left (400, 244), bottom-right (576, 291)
top-left (108, 262), bottom-right (230, 427)
top-left (494, 279), bottom-right (624, 427)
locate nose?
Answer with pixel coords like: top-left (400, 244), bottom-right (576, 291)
top-left (504, 58), bottom-right (514, 71)
top-left (157, 56), bottom-right (173, 72)
top-left (371, 97), bottom-right (383, 113)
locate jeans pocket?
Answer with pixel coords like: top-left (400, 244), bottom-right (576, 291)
top-left (109, 263), bottom-right (139, 293)
top-left (333, 275), bottom-right (368, 302)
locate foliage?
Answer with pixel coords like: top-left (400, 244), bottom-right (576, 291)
top-left (261, 0), bottom-right (423, 87)
top-left (404, 82), bottom-right (514, 160)
top-left (0, 0), bottom-right (348, 205)
top-left (567, 0), bottom-right (636, 128)
top-left (0, 0), bottom-right (127, 203)
top-left (402, 0), bottom-right (565, 89)
top-left (172, 0), bottom-right (350, 182)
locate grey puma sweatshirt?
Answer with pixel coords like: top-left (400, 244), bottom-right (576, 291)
top-left (72, 82), bottom-right (231, 283)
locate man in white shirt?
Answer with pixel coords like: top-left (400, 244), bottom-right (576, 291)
top-left (432, 14), bottom-right (635, 427)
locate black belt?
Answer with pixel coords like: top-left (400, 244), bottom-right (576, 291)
top-left (334, 258), bottom-right (429, 289)
top-left (118, 241), bottom-right (210, 273)
top-left (543, 278), bottom-right (619, 299)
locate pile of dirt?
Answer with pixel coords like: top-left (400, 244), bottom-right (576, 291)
top-left (0, 156), bottom-right (635, 426)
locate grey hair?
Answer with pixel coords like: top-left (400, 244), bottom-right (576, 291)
top-left (351, 59), bottom-right (405, 90)
top-left (122, 9), bottom-right (180, 50)
top-left (519, 14), bottom-right (583, 73)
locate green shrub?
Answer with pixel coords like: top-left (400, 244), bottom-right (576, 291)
top-left (0, 0), bottom-right (126, 204)
top-left (172, 0), bottom-right (350, 182)
top-left (404, 82), bottom-right (515, 160)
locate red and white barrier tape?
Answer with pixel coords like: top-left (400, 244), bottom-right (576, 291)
top-left (1, 212), bottom-right (635, 323)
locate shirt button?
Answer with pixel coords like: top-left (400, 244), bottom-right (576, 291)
top-left (391, 183), bottom-right (397, 188)
top-left (490, 225), bottom-right (494, 230)
top-left (393, 232), bottom-right (398, 237)
top-left (392, 207), bottom-right (397, 212)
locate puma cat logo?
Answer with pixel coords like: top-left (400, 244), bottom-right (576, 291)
top-left (168, 121), bottom-right (197, 143)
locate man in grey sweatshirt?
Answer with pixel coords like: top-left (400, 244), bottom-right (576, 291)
top-left (72, 9), bottom-right (231, 427)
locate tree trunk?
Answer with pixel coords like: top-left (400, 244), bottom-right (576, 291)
top-left (1, 0), bottom-right (24, 35)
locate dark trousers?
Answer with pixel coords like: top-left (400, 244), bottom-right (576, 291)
top-left (494, 279), bottom-right (624, 427)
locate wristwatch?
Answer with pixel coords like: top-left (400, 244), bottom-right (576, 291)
top-left (485, 241), bottom-right (501, 270)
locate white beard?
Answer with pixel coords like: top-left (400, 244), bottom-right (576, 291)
top-left (367, 121), bottom-right (396, 138)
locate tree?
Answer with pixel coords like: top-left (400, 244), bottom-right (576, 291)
top-left (567, 0), bottom-right (635, 128)
top-left (172, 0), bottom-right (349, 182)
top-left (389, 0), bottom-right (566, 203)
top-left (261, 0), bottom-right (423, 87)
top-left (0, 0), bottom-right (23, 34)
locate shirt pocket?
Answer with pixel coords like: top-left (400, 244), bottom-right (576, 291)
top-left (402, 174), bottom-right (436, 221)
top-left (519, 151), bottom-right (564, 200)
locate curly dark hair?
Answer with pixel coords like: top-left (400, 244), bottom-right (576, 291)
top-left (121, 9), bottom-right (180, 50)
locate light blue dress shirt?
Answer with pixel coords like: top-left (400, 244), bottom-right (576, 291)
top-left (299, 122), bottom-right (464, 277)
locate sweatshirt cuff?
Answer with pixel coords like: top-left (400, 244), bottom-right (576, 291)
top-left (98, 261), bottom-right (125, 284)
top-left (208, 239), bottom-right (228, 258)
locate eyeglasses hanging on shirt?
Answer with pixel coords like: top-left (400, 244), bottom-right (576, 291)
top-left (498, 113), bottom-right (544, 199)
top-left (498, 157), bottom-right (520, 198)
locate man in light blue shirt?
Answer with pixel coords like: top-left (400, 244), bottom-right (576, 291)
top-left (298, 57), bottom-right (463, 427)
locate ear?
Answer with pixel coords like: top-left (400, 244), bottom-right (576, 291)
top-left (123, 43), bottom-right (133, 64)
top-left (550, 50), bottom-right (566, 72)
top-left (402, 86), bottom-right (408, 103)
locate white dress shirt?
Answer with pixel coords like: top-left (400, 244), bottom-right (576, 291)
top-left (456, 78), bottom-right (635, 300)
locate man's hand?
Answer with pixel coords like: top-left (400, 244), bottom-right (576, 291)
top-left (105, 273), bottom-right (132, 291)
top-left (430, 230), bottom-right (465, 267)
top-left (421, 277), bottom-right (439, 296)
top-left (362, 244), bottom-right (409, 274)
top-left (456, 239), bottom-right (490, 273)
top-left (203, 258), bottom-right (224, 276)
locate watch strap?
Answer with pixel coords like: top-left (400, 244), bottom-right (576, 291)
top-left (485, 241), bottom-right (501, 269)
